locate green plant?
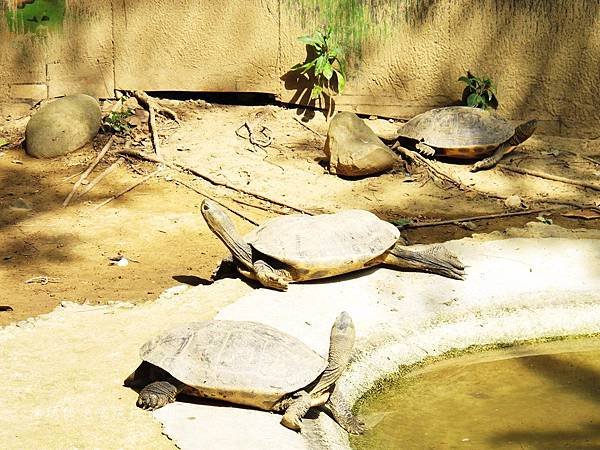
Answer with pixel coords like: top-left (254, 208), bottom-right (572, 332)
top-left (458, 71), bottom-right (498, 109)
top-left (291, 28), bottom-right (346, 100)
top-left (103, 108), bottom-right (134, 134)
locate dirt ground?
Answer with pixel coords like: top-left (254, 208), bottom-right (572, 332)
top-left (0, 97), bottom-right (598, 326)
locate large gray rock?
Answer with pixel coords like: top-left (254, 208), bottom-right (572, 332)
top-left (324, 112), bottom-right (396, 177)
top-left (25, 94), bottom-right (101, 158)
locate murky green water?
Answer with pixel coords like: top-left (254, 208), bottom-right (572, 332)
top-left (351, 338), bottom-right (600, 450)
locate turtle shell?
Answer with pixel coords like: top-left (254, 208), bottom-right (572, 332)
top-left (245, 209), bottom-right (400, 280)
top-left (398, 106), bottom-right (515, 159)
top-left (140, 321), bottom-right (326, 410)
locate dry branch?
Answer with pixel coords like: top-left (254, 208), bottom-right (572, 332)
top-left (63, 136), bottom-right (114, 207)
top-left (403, 206), bottom-right (567, 228)
top-left (116, 148), bottom-right (315, 215)
top-left (172, 178), bottom-right (260, 226)
top-left (93, 168), bottom-right (162, 211)
top-left (132, 91), bottom-right (179, 122)
top-left (498, 164), bottom-right (600, 192)
top-left (293, 116), bottom-right (325, 138)
top-left (77, 158), bottom-right (124, 198)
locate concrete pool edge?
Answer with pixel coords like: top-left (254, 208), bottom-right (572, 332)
top-left (313, 300), bottom-right (600, 449)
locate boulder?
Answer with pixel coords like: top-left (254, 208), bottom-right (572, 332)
top-left (323, 112), bottom-right (396, 177)
top-left (25, 94), bottom-right (101, 158)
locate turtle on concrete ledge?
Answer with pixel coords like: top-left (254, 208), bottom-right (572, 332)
top-left (124, 312), bottom-right (364, 434)
top-left (201, 199), bottom-right (465, 291)
top-left (379, 106), bottom-right (537, 172)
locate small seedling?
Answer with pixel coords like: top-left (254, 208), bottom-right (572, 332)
top-left (458, 71), bottom-right (498, 109)
top-left (291, 28), bottom-right (346, 100)
top-left (103, 108), bottom-right (134, 134)
top-left (390, 218), bottom-right (412, 228)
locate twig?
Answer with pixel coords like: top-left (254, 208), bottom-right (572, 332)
top-left (393, 143), bottom-right (466, 189)
top-left (148, 103), bottom-right (161, 158)
top-left (63, 136), bottom-right (114, 207)
top-left (77, 158), bottom-right (124, 198)
top-left (235, 121), bottom-right (273, 147)
top-left (25, 276), bottom-right (61, 285)
top-left (132, 91), bottom-right (179, 122)
top-left (92, 168), bottom-right (162, 211)
top-left (403, 206), bottom-right (566, 228)
top-left (498, 164), bottom-right (600, 192)
top-left (172, 178), bottom-right (260, 226)
top-left (293, 116), bottom-right (325, 138)
top-left (116, 149), bottom-right (315, 215)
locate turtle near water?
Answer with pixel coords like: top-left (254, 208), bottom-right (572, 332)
top-left (124, 312), bottom-right (364, 434)
top-left (380, 106), bottom-right (537, 172)
top-left (201, 199), bottom-right (465, 291)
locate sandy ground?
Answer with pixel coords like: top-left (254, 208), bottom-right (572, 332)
top-left (0, 98), bottom-right (599, 325)
top-left (0, 97), bottom-right (599, 448)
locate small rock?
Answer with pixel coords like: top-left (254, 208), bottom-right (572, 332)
top-left (324, 112), bottom-right (397, 177)
top-left (504, 195), bottom-right (525, 209)
top-left (25, 94), bottom-right (101, 158)
top-left (9, 197), bottom-right (32, 211)
top-left (122, 96), bottom-right (140, 110)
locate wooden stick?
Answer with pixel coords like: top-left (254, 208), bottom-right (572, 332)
top-left (293, 116), bottom-right (325, 138)
top-left (498, 164), bottom-right (600, 192)
top-left (92, 168), bottom-right (162, 211)
top-left (172, 178), bottom-right (260, 226)
top-left (148, 103), bottom-right (161, 158)
top-left (403, 206), bottom-right (566, 228)
top-left (77, 158), bottom-right (123, 198)
top-left (116, 149), bottom-right (315, 215)
top-left (63, 136), bottom-right (114, 207)
top-left (132, 90), bottom-right (179, 122)
top-left (393, 144), bottom-right (467, 189)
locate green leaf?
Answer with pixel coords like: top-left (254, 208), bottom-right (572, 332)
top-left (457, 76), bottom-right (471, 84)
top-left (335, 70), bottom-right (346, 93)
top-left (322, 62), bottom-right (334, 80)
top-left (467, 93), bottom-right (480, 107)
top-left (291, 60), bottom-right (317, 74)
top-left (310, 85), bottom-right (323, 100)
top-left (298, 35), bottom-right (322, 49)
top-left (0, 138), bottom-right (8, 148)
top-left (314, 55), bottom-right (326, 76)
top-left (390, 218), bottom-right (412, 228)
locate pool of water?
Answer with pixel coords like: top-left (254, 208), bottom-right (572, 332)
top-left (351, 337), bottom-right (600, 450)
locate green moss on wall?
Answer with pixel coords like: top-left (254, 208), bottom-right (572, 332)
top-left (5, 0), bottom-right (65, 34)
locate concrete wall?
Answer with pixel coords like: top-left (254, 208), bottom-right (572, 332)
top-left (1, 1), bottom-right (599, 137)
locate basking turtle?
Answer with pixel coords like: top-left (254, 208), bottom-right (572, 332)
top-left (201, 200), bottom-right (464, 290)
top-left (124, 312), bottom-right (364, 434)
top-left (380, 106), bottom-right (537, 172)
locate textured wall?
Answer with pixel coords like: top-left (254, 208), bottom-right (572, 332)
top-left (1, 1), bottom-right (599, 137)
top-left (0, 1), bottom-right (114, 100)
top-left (280, 0), bottom-right (600, 137)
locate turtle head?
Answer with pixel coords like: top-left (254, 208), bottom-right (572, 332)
top-left (200, 199), bottom-right (254, 269)
top-left (328, 311), bottom-right (356, 369)
top-left (515, 119), bottom-right (537, 142)
top-left (332, 311), bottom-right (354, 335)
top-left (201, 199), bottom-right (230, 234)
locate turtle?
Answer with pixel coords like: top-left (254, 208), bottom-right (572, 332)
top-left (124, 311), bottom-right (364, 434)
top-left (379, 106), bottom-right (537, 172)
top-left (201, 199), bottom-right (465, 291)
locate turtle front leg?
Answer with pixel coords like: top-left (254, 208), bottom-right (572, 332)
top-left (471, 119), bottom-right (537, 172)
top-left (280, 391), bottom-right (312, 431)
top-left (470, 142), bottom-right (512, 172)
top-left (254, 260), bottom-right (290, 291)
top-left (383, 243), bottom-right (465, 280)
top-left (321, 389), bottom-right (365, 435)
top-left (137, 380), bottom-right (184, 411)
top-left (415, 142), bottom-right (436, 157)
